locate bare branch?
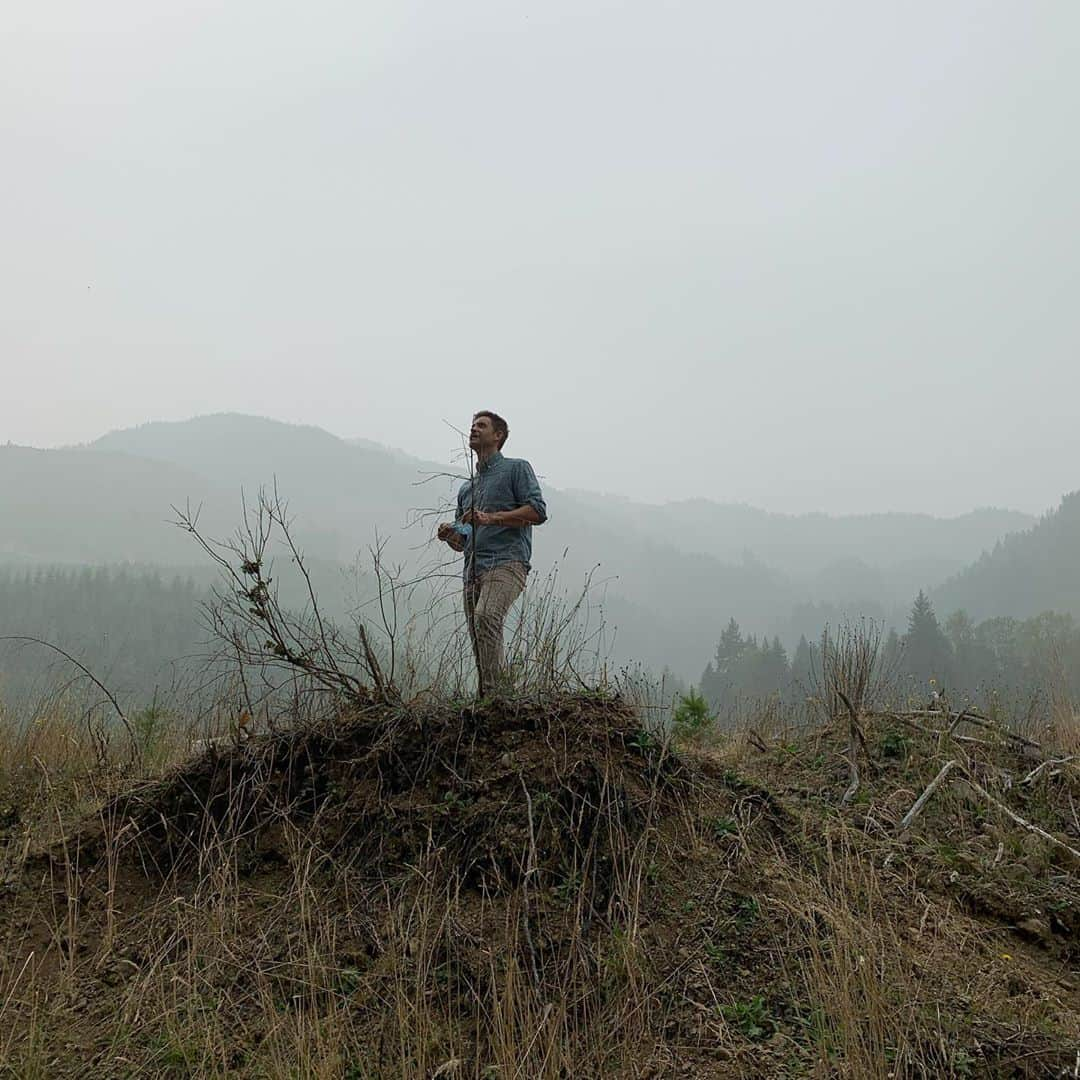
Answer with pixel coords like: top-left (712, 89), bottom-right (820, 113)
top-left (0, 635), bottom-right (140, 766)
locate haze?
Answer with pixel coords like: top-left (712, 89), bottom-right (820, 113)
top-left (4, 1), bottom-right (1078, 516)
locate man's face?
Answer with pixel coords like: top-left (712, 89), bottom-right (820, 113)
top-left (469, 414), bottom-right (500, 454)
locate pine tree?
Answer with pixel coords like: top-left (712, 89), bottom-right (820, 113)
top-left (882, 627), bottom-right (902, 677)
top-left (713, 618), bottom-right (745, 674)
top-left (903, 591), bottom-right (954, 688)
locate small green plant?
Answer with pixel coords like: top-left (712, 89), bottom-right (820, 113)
top-left (950, 1045), bottom-right (976, 1077)
top-left (672, 689), bottom-right (713, 741)
top-left (719, 995), bottom-right (775, 1040)
top-left (436, 789), bottom-right (468, 815)
top-left (721, 768), bottom-right (747, 791)
top-left (703, 939), bottom-right (727, 967)
top-left (132, 700), bottom-right (167, 753)
top-left (554, 867), bottom-right (583, 905)
top-left (792, 1003), bottom-right (833, 1053)
top-left (880, 730), bottom-right (909, 759)
top-left (628, 729), bottom-right (656, 754)
top-left (735, 896), bottom-right (760, 926)
top-left (533, 790), bottom-right (556, 812)
top-left (711, 816), bottom-right (738, 841)
top-left (938, 842), bottom-right (961, 867)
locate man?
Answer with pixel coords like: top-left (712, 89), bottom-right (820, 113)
top-left (437, 411), bottom-right (547, 693)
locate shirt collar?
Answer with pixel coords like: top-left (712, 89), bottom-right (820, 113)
top-left (478, 450), bottom-right (503, 473)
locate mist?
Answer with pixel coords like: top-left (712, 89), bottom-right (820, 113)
top-left (3, 1), bottom-right (1079, 515)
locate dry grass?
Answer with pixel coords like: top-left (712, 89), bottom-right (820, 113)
top-left (0, 686), bottom-right (1078, 1077)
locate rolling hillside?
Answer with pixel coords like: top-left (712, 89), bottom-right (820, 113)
top-left (0, 414), bottom-right (1047, 679)
top-left (935, 491), bottom-right (1080, 621)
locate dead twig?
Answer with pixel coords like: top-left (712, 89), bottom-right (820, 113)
top-left (0, 635), bottom-right (141, 767)
top-left (519, 778), bottom-right (543, 992)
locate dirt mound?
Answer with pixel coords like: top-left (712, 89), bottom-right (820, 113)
top-left (108, 692), bottom-right (687, 894)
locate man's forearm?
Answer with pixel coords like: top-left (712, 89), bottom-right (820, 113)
top-left (489, 505), bottom-right (543, 528)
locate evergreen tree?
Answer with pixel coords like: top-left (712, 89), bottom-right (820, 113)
top-left (714, 619), bottom-right (745, 673)
top-left (701, 618), bottom-right (746, 707)
top-left (764, 636), bottom-right (790, 695)
top-left (903, 590), bottom-right (954, 689)
top-left (882, 627), bottom-right (902, 675)
top-left (789, 635), bottom-right (815, 698)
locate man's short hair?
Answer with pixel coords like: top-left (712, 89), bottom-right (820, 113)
top-left (474, 410), bottom-right (509, 449)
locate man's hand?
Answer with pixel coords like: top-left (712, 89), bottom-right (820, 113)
top-left (460, 509), bottom-right (495, 527)
top-left (437, 522), bottom-right (466, 551)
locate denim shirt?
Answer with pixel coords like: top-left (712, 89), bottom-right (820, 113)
top-left (456, 451), bottom-right (547, 578)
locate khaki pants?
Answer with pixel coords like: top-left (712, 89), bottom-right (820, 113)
top-left (463, 562), bottom-right (527, 693)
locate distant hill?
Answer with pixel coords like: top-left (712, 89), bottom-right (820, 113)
top-left (83, 416), bottom-right (805, 675)
top-left (564, 491), bottom-right (1033, 601)
top-left (0, 414), bottom-right (1047, 678)
top-left (934, 491), bottom-right (1080, 621)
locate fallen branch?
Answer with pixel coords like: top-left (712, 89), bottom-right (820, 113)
top-left (962, 771), bottom-right (1080, 862)
top-left (842, 744), bottom-right (860, 806)
top-left (900, 709), bottom-right (1040, 749)
top-left (886, 713), bottom-right (942, 734)
top-left (899, 759), bottom-right (1080, 861)
top-left (838, 688), bottom-right (871, 805)
top-left (882, 714), bottom-right (996, 748)
top-left (1021, 756), bottom-right (1076, 786)
top-left (899, 760), bottom-right (961, 830)
top-left (947, 707), bottom-right (973, 736)
top-left (951, 734), bottom-right (996, 748)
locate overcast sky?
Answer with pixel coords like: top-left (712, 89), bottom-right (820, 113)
top-left (3, 1), bottom-right (1078, 516)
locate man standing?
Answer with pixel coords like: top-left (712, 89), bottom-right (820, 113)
top-left (437, 411), bottom-right (547, 694)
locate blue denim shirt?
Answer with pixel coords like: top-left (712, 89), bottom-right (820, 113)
top-left (456, 452), bottom-right (547, 578)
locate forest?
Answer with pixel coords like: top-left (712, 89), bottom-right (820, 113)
top-left (700, 591), bottom-right (1080, 716)
top-left (3, 564), bottom-right (1078, 729)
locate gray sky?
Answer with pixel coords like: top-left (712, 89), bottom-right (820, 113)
top-left (4, 1), bottom-right (1078, 516)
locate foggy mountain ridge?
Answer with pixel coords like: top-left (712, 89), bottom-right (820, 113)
top-left (83, 413), bottom-right (1035, 587)
top-left (560, 488), bottom-right (1034, 580)
top-left (0, 413), bottom-right (1057, 678)
top-left (934, 490), bottom-right (1080, 623)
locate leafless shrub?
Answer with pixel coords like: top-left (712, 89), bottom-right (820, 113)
top-left (812, 619), bottom-right (897, 804)
top-left (174, 488), bottom-right (395, 713)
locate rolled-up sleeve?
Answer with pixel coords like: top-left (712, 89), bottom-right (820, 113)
top-left (514, 460), bottom-right (547, 523)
